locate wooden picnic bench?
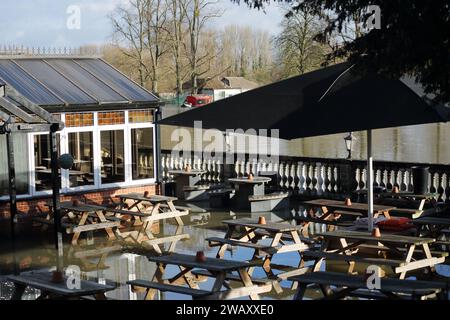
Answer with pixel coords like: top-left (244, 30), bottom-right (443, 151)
top-left (128, 253), bottom-right (272, 300)
top-left (8, 271), bottom-right (115, 300)
top-left (312, 230), bottom-right (446, 279)
top-left (44, 202), bottom-right (121, 245)
top-left (303, 199), bottom-right (395, 219)
top-left (209, 218), bottom-right (311, 291)
top-left (412, 217), bottom-right (450, 247)
top-left (289, 271), bottom-right (448, 300)
top-left (116, 193), bottom-right (188, 243)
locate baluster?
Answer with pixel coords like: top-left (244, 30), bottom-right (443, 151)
top-left (316, 162), bottom-right (324, 196)
top-left (299, 162), bottom-right (306, 195)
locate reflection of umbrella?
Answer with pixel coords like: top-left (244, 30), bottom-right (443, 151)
top-left (159, 63), bottom-right (450, 230)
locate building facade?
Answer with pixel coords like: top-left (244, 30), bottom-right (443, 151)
top-left (0, 57), bottom-right (161, 218)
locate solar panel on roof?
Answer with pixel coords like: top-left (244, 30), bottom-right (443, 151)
top-left (46, 59), bottom-right (128, 104)
top-left (75, 59), bottom-right (158, 102)
top-left (15, 59), bottom-right (97, 105)
top-left (0, 60), bottom-right (62, 105)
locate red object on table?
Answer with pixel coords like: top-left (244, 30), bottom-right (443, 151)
top-left (377, 217), bottom-right (414, 231)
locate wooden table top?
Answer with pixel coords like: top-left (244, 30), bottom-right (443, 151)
top-left (290, 271), bottom-right (447, 293)
top-left (228, 177), bottom-right (271, 184)
top-left (47, 201), bottom-right (100, 213)
top-left (118, 193), bottom-right (178, 203)
top-left (7, 271), bottom-right (115, 297)
top-left (222, 218), bottom-right (303, 233)
top-left (317, 230), bottom-right (435, 246)
top-left (146, 253), bottom-right (259, 272)
top-left (168, 170), bottom-right (206, 176)
top-left (303, 199), bottom-right (395, 212)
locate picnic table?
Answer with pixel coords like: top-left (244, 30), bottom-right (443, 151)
top-left (412, 216), bottom-right (450, 242)
top-left (8, 271), bottom-right (115, 300)
top-left (116, 193), bottom-right (189, 243)
top-left (308, 230), bottom-right (446, 279)
top-left (228, 177), bottom-right (271, 210)
top-left (128, 253), bottom-right (272, 300)
top-left (303, 199), bottom-right (395, 222)
top-left (208, 218), bottom-right (311, 290)
top-left (168, 169), bottom-right (206, 200)
top-left (44, 202), bottom-right (121, 245)
top-left (290, 271), bottom-right (448, 300)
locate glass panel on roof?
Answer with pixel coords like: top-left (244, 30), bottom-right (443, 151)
top-left (15, 59), bottom-right (97, 105)
top-left (0, 60), bottom-right (62, 105)
top-left (75, 59), bottom-right (158, 102)
top-left (47, 59), bottom-right (127, 103)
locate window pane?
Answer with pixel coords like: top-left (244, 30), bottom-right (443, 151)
top-left (101, 130), bottom-right (125, 184)
top-left (68, 132), bottom-right (94, 187)
top-left (98, 111), bottom-right (125, 125)
top-left (34, 134), bottom-right (60, 191)
top-left (65, 113), bottom-right (94, 127)
top-left (0, 133), bottom-right (29, 195)
top-left (129, 110), bottom-right (153, 123)
top-left (131, 128), bottom-right (154, 180)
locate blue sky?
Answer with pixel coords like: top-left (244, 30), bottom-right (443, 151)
top-left (0, 0), bottom-right (284, 47)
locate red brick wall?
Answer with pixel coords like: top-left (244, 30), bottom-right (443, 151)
top-left (0, 184), bottom-right (160, 219)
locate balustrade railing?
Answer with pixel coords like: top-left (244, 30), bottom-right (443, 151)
top-left (161, 150), bottom-right (450, 201)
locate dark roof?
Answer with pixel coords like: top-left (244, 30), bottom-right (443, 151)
top-left (0, 58), bottom-right (159, 107)
top-left (160, 62), bottom-right (450, 140)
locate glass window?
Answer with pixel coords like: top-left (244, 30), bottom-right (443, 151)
top-left (129, 110), bottom-right (153, 123)
top-left (100, 130), bottom-right (125, 184)
top-left (68, 132), bottom-right (94, 187)
top-left (34, 134), bottom-right (60, 191)
top-left (0, 133), bottom-right (29, 195)
top-left (131, 128), bottom-right (154, 180)
top-left (98, 111), bottom-right (125, 125)
top-left (65, 113), bottom-right (93, 127)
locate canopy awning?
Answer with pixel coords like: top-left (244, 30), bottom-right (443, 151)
top-left (159, 63), bottom-right (450, 139)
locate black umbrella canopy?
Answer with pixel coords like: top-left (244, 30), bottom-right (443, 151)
top-left (159, 63), bottom-right (450, 139)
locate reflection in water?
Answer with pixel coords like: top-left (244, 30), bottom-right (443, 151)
top-left (162, 120), bottom-right (450, 164)
top-left (1, 201), bottom-right (449, 300)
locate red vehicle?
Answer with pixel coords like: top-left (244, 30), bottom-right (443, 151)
top-left (182, 94), bottom-right (213, 108)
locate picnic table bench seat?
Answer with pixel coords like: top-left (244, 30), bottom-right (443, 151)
top-left (356, 244), bottom-right (449, 259)
top-left (248, 192), bottom-right (289, 212)
top-left (388, 208), bottom-right (424, 219)
top-left (302, 250), bottom-right (407, 267)
top-left (289, 271), bottom-right (448, 300)
top-left (191, 270), bottom-right (271, 285)
top-left (127, 279), bottom-right (211, 298)
top-left (207, 237), bottom-right (280, 255)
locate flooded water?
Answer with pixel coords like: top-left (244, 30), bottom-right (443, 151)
top-left (161, 105), bottom-right (450, 164)
top-left (1, 200), bottom-right (449, 300)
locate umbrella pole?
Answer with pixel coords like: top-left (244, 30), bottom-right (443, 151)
top-left (367, 129), bottom-right (374, 232)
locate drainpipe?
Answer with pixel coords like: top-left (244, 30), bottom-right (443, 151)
top-left (154, 107), bottom-right (163, 193)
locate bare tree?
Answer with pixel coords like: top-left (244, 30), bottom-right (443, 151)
top-left (144, 0), bottom-right (169, 93)
top-left (181, 0), bottom-right (224, 94)
top-left (110, 0), bottom-right (149, 86)
top-left (275, 6), bottom-right (328, 77)
top-left (164, 0), bottom-right (188, 101)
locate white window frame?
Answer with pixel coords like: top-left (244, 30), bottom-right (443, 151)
top-left (0, 109), bottom-right (157, 201)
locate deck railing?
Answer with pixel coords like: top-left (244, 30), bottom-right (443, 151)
top-left (160, 150), bottom-right (450, 201)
